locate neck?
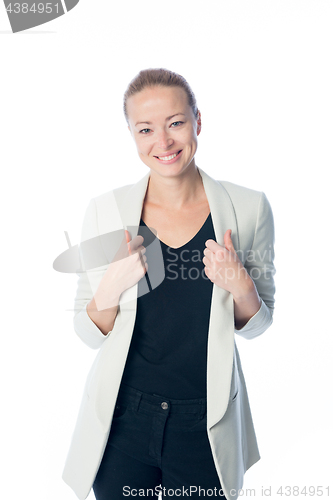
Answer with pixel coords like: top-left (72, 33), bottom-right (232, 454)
top-left (145, 164), bottom-right (205, 211)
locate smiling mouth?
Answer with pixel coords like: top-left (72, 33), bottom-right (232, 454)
top-left (154, 150), bottom-right (182, 161)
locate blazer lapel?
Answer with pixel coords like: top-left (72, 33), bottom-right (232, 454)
top-left (197, 167), bottom-right (239, 428)
top-left (114, 167), bottom-right (238, 428)
top-left (112, 172), bottom-right (151, 312)
top-left (116, 171), bottom-right (151, 229)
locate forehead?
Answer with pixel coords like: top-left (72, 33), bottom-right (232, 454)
top-left (127, 86), bottom-right (189, 121)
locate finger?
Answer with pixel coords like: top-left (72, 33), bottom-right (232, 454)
top-left (204, 266), bottom-right (213, 281)
top-left (224, 229), bottom-right (236, 254)
top-left (137, 249), bottom-right (146, 269)
top-left (122, 229), bottom-right (132, 256)
top-left (128, 235), bottom-right (144, 255)
top-left (205, 243), bottom-right (225, 263)
top-left (215, 249), bottom-right (225, 263)
top-left (202, 256), bottom-right (209, 267)
top-left (205, 239), bottom-right (224, 254)
top-left (132, 235), bottom-right (144, 248)
top-left (203, 247), bottom-right (213, 262)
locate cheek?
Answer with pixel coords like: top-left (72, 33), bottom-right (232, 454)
top-left (135, 138), bottom-right (149, 154)
top-left (137, 141), bottom-right (154, 157)
top-left (177, 131), bottom-right (193, 148)
top-left (185, 127), bottom-right (198, 145)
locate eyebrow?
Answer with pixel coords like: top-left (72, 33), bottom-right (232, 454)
top-left (135, 113), bottom-right (185, 127)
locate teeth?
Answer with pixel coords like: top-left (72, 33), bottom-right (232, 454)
top-left (158, 152), bottom-right (178, 161)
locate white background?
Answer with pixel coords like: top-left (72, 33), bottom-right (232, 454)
top-left (1, 1), bottom-right (332, 499)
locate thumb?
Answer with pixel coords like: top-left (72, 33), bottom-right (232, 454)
top-left (124, 229), bottom-right (132, 255)
top-left (224, 229), bottom-right (236, 254)
top-left (124, 229), bottom-right (132, 241)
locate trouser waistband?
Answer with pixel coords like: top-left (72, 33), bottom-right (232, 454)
top-left (116, 383), bottom-right (207, 417)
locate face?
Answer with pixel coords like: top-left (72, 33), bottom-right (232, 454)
top-left (127, 85), bottom-right (201, 180)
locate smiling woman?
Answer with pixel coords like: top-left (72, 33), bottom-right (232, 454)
top-left (62, 68), bottom-right (276, 500)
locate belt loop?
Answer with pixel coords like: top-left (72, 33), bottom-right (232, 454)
top-left (198, 399), bottom-right (206, 420)
top-left (134, 392), bottom-right (142, 412)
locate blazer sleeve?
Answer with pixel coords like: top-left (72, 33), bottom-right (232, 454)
top-left (235, 191), bottom-right (276, 340)
top-left (72, 198), bottom-right (114, 350)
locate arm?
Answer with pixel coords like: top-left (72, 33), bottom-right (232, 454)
top-left (73, 198), bottom-right (118, 349)
top-left (203, 191), bottom-right (275, 339)
top-left (73, 199), bottom-right (148, 349)
top-left (86, 295), bottom-right (120, 336)
top-left (233, 278), bottom-right (261, 330)
top-left (233, 191), bottom-right (276, 339)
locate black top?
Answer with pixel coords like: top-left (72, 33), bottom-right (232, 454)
top-left (120, 213), bottom-right (216, 399)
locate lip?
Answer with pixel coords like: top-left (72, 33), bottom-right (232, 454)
top-left (154, 150), bottom-right (183, 164)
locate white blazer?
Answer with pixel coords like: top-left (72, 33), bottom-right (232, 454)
top-left (62, 166), bottom-right (275, 500)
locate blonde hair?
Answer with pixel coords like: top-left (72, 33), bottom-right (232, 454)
top-left (123, 68), bottom-right (199, 123)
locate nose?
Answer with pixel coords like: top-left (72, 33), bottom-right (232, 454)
top-left (156, 129), bottom-right (173, 150)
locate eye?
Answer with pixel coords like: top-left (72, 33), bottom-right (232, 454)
top-left (139, 128), bottom-right (151, 134)
top-left (170, 121), bottom-right (183, 127)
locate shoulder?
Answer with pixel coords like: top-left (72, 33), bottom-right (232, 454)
top-left (81, 183), bottom-right (136, 237)
top-left (87, 183), bottom-right (136, 221)
top-left (216, 180), bottom-right (274, 250)
top-left (218, 180), bottom-right (263, 208)
top-left (92, 182), bottom-right (134, 205)
top-left (218, 180), bottom-right (268, 225)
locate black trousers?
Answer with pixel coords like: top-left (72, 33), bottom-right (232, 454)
top-left (93, 384), bottom-right (225, 499)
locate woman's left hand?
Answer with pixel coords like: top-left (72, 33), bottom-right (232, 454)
top-left (203, 229), bottom-right (252, 299)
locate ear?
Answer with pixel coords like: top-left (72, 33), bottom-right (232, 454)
top-left (196, 110), bottom-right (202, 136)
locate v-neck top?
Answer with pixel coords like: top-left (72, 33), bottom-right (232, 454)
top-left (120, 212), bottom-right (216, 399)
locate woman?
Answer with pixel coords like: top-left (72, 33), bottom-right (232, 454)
top-left (62, 68), bottom-right (275, 500)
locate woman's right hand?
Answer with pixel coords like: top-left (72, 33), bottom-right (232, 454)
top-left (93, 230), bottom-right (148, 311)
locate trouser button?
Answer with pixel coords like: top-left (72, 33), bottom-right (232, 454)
top-left (161, 402), bottom-right (168, 410)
